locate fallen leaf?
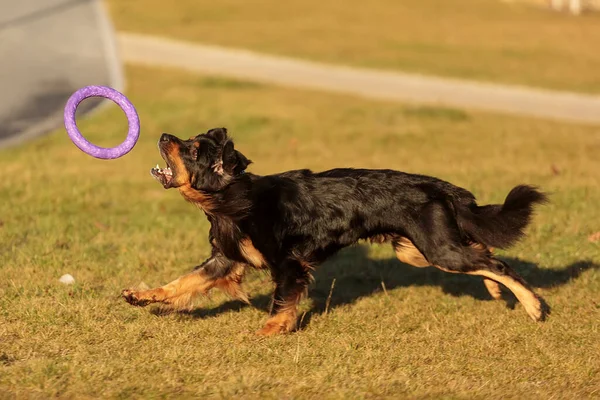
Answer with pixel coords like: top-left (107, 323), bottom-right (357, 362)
top-left (550, 164), bottom-right (560, 176)
top-left (588, 232), bottom-right (600, 243)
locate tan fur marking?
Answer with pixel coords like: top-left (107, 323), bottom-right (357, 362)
top-left (483, 278), bottom-right (503, 300)
top-left (391, 239), bottom-right (540, 319)
top-left (257, 306), bottom-right (298, 336)
top-left (393, 237), bottom-right (431, 268)
top-left (122, 270), bottom-right (216, 310)
top-left (163, 145), bottom-right (215, 211)
top-left (165, 145), bottom-right (191, 187)
top-left (467, 270), bottom-right (542, 321)
top-left (178, 184), bottom-right (216, 211)
top-left (213, 263), bottom-right (249, 304)
top-left (469, 242), bottom-right (492, 255)
top-left (425, 245), bottom-right (542, 321)
top-left (369, 234), bottom-right (393, 244)
top-left (297, 259), bottom-right (315, 284)
top-left (239, 238), bottom-right (267, 268)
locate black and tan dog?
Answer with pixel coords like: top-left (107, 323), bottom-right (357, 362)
top-left (122, 128), bottom-right (548, 335)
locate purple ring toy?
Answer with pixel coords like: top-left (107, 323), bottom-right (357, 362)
top-left (64, 85), bottom-right (140, 159)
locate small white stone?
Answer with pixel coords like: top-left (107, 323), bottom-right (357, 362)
top-left (59, 274), bottom-right (75, 285)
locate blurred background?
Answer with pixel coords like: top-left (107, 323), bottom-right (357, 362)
top-left (1, 0), bottom-right (599, 148)
top-left (1, 1), bottom-right (599, 398)
top-left (0, 0), bottom-right (121, 148)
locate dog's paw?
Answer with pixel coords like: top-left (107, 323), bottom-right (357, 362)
top-left (523, 294), bottom-right (550, 322)
top-left (256, 322), bottom-right (287, 336)
top-left (256, 319), bottom-right (296, 336)
top-left (121, 289), bottom-right (152, 307)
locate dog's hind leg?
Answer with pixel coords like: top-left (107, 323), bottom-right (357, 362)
top-left (404, 201), bottom-right (547, 321)
top-left (482, 278), bottom-right (503, 300)
top-left (394, 236), bottom-right (505, 301)
top-left (463, 258), bottom-right (546, 321)
top-left (467, 242), bottom-right (504, 301)
top-left (393, 237), bottom-right (431, 268)
top-left (256, 258), bottom-right (312, 336)
top-left (432, 252), bottom-right (546, 321)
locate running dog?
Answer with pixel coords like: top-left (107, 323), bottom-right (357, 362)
top-left (122, 128), bottom-right (548, 335)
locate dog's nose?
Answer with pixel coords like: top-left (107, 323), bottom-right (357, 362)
top-left (160, 133), bottom-right (173, 143)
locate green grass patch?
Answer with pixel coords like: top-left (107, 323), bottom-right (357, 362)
top-left (106, 0), bottom-right (600, 93)
top-left (1, 65), bottom-right (599, 398)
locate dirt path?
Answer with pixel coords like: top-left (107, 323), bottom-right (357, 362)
top-left (119, 32), bottom-right (600, 125)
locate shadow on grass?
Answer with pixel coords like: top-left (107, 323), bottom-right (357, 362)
top-left (163, 245), bottom-right (598, 328)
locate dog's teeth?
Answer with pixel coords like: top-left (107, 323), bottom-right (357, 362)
top-left (156, 164), bottom-right (160, 169)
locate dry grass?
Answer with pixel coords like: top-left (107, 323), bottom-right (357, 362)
top-left (106, 0), bottom-right (600, 93)
top-left (1, 65), bottom-right (599, 398)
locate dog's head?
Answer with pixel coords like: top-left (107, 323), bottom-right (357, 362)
top-left (151, 128), bottom-right (251, 192)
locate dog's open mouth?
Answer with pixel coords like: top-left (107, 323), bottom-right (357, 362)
top-left (150, 163), bottom-right (174, 188)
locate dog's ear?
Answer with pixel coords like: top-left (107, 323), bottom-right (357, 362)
top-left (205, 127), bottom-right (228, 144)
top-left (221, 140), bottom-right (252, 175)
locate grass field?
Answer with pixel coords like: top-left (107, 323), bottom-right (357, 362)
top-left (1, 65), bottom-right (600, 398)
top-left (106, 0), bottom-right (600, 93)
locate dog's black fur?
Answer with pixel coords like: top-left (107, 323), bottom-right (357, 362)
top-left (123, 127), bottom-right (548, 335)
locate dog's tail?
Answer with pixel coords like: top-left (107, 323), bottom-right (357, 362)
top-left (457, 185), bottom-right (548, 249)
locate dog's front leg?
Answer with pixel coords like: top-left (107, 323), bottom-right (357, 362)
top-left (257, 258), bottom-right (312, 336)
top-left (122, 255), bottom-right (242, 309)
